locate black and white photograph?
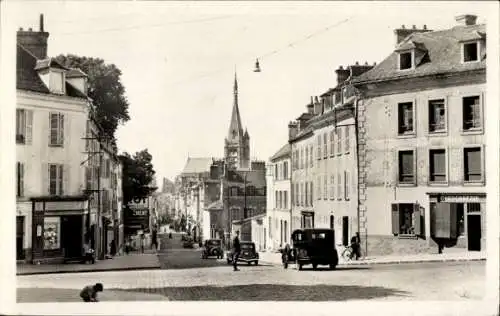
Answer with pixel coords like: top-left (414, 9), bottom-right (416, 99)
top-left (0, 1), bottom-right (499, 315)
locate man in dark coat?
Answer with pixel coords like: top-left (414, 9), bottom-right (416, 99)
top-left (232, 230), bottom-right (241, 271)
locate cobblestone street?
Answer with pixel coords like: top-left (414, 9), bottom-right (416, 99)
top-left (17, 233), bottom-right (485, 302)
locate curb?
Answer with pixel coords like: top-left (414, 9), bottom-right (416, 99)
top-left (260, 257), bottom-right (486, 267)
top-left (16, 265), bottom-right (162, 276)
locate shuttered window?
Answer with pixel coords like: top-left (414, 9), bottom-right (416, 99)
top-left (428, 99), bottom-right (446, 132)
top-left (329, 174), bottom-right (335, 200)
top-left (429, 149), bottom-right (447, 183)
top-left (309, 182), bottom-right (313, 205)
top-left (16, 162), bottom-right (24, 197)
top-left (309, 145), bottom-right (313, 167)
top-left (392, 203), bottom-right (420, 236)
top-left (337, 128), bottom-right (342, 154)
top-left (345, 126), bottom-right (350, 153)
top-left (49, 113), bottom-right (64, 146)
top-left (330, 130), bottom-right (335, 156)
top-left (323, 133), bottom-right (328, 159)
top-left (398, 150), bottom-right (415, 184)
top-left (304, 147), bottom-right (308, 170)
top-left (398, 102), bottom-right (414, 135)
top-left (462, 96), bottom-right (481, 130)
top-left (337, 172), bottom-right (342, 199)
top-left (344, 171), bottom-right (350, 200)
top-left (317, 176), bottom-right (321, 200)
top-left (317, 135), bottom-right (321, 159)
top-left (323, 175), bottom-right (327, 200)
top-left (464, 147), bottom-right (482, 182)
top-left (48, 164), bottom-right (64, 196)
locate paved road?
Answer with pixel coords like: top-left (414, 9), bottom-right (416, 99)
top-left (17, 232), bottom-right (485, 302)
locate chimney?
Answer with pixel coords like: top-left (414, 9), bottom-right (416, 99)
top-left (288, 121), bottom-right (299, 140)
top-left (335, 65), bottom-right (351, 85)
top-left (313, 96), bottom-right (322, 115)
top-left (17, 13), bottom-right (49, 59)
top-left (306, 97), bottom-right (314, 114)
top-left (394, 24), bottom-right (432, 45)
top-left (455, 14), bottom-right (477, 26)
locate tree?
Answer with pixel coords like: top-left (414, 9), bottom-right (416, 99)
top-left (55, 54), bottom-right (130, 139)
top-left (120, 149), bottom-right (158, 204)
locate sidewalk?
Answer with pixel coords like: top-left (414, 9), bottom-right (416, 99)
top-left (258, 250), bottom-right (486, 267)
top-left (17, 250), bottom-right (161, 276)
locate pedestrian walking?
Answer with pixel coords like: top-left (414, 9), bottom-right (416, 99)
top-left (80, 283), bottom-right (103, 302)
top-left (151, 230), bottom-right (158, 252)
top-left (350, 232), bottom-right (361, 260)
top-left (140, 233), bottom-right (145, 253)
top-left (232, 230), bottom-right (241, 271)
top-left (83, 241), bottom-right (95, 264)
top-left (110, 239), bottom-right (116, 257)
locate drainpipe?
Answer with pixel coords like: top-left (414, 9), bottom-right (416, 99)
top-left (353, 92), bottom-right (367, 258)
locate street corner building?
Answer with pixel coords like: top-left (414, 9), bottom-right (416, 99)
top-left (16, 15), bottom-right (124, 264)
top-left (351, 15), bottom-right (486, 256)
top-left (265, 143), bottom-right (292, 252)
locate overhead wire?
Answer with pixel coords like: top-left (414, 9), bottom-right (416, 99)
top-left (165, 16), bottom-right (354, 88)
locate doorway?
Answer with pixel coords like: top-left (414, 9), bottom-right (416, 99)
top-left (61, 215), bottom-right (83, 259)
top-left (16, 216), bottom-right (25, 260)
top-left (467, 214), bottom-right (481, 251)
top-left (342, 216), bottom-right (349, 246)
top-left (329, 215), bottom-right (334, 230)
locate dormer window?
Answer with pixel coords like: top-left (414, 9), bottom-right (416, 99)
top-left (49, 70), bottom-right (65, 94)
top-left (463, 41), bottom-right (479, 62)
top-left (399, 51), bottom-right (413, 70)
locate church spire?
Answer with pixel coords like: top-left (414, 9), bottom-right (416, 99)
top-left (227, 72), bottom-right (243, 142)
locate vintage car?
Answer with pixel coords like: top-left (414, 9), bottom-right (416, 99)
top-left (183, 237), bottom-right (195, 248)
top-left (226, 241), bottom-right (259, 265)
top-left (201, 239), bottom-right (223, 259)
top-left (282, 228), bottom-right (338, 270)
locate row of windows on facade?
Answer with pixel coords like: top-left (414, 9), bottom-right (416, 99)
top-left (268, 217), bottom-right (289, 246)
top-left (229, 207), bottom-right (261, 220)
top-left (398, 41), bottom-right (482, 71)
top-left (15, 162), bottom-right (118, 208)
top-left (292, 170), bottom-right (352, 207)
top-left (397, 95), bottom-right (482, 136)
top-left (391, 202), bottom-right (480, 236)
top-left (16, 109), bottom-right (64, 146)
top-left (273, 161), bottom-right (289, 180)
top-left (397, 146), bottom-right (484, 185)
top-left (292, 125), bottom-right (352, 171)
top-left (229, 186), bottom-right (266, 196)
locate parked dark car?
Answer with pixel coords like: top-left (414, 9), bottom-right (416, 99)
top-left (201, 239), bottom-right (223, 259)
top-left (227, 241), bottom-right (259, 265)
top-left (282, 228), bottom-right (338, 270)
top-left (183, 238), bottom-right (194, 248)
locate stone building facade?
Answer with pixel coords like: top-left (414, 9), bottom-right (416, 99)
top-left (353, 15), bottom-right (486, 256)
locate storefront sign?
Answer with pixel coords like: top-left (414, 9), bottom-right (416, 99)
top-left (45, 201), bottom-right (86, 211)
top-left (439, 195), bottom-right (485, 203)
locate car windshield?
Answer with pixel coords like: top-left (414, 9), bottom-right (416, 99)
top-left (241, 243), bottom-right (254, 250)
top-left (311, 233), bottom-right (327, 239)
top-left (208, 240), bottom-right (221, 246)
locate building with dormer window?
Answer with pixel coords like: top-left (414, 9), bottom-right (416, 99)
top-left (352, 14), bottom-right (486, 257)
top-left (16, 15), bottom-right (94, 264)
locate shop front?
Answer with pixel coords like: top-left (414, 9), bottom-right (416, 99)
top-left (31, 196), bottom-right (89, 264)
top-left (428, 192), bottom-right (486, 252)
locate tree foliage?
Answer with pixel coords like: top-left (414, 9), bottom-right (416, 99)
top-left (120, 149), bottom-right (158, 204)
top-left (55, 54), bottom-right (130, 138)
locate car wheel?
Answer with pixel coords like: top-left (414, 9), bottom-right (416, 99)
top-left (298, 264), bottom-right (303, 271)
top-left (312, 263), bottom-right (318, 270)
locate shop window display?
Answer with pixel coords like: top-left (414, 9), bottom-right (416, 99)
top-left (44, 217), bottom-right (60, 250)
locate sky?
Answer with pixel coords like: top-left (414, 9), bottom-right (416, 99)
top-left (7, 1), bottom-right (493, 183)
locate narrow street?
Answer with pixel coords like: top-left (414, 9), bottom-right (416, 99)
top-left (17, 232), bottom-right (485, 302)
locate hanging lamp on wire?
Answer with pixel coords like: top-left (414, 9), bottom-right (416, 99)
top-left (253, 58), bottom-right (261, 72)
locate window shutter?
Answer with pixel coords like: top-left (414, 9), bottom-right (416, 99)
top-left (25, 110), bottom-right (33, 145)
top-left (391, 204), bottom-right (400, 235)
top-left (472, 97), bottom-right (481, 128)
top-left (413, 204), bottom-right (421, 236)
top-left (62, 164), bottom-right (68, 196)
top-left (59, 114), bottom-right (64, 146)
top-left (49, 113), bottom-right (58, 145)
top-left (20, 162), bottom-right (25, 197)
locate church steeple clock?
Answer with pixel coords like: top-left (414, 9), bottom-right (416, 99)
top-left (224, 73), bottom-right (250, 170)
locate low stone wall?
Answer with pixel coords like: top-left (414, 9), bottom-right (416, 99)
top-left (363, 235), bottom-right (439, 257)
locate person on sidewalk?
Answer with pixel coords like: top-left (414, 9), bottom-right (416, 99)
top-left (83, 241), bottom-right (95, 264)
top-left (140, 233), bottom-right (145, 254)
top-left (151, 230), bottom-right (158, 252)
top-left (232, 230), bottom-right (241, 271)
top-left (350, 233), bottom-right (361, 260)
top-left (80, 283), bottom-right (103, 302)
top-left (110, 240), bottom-right (116, 257)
